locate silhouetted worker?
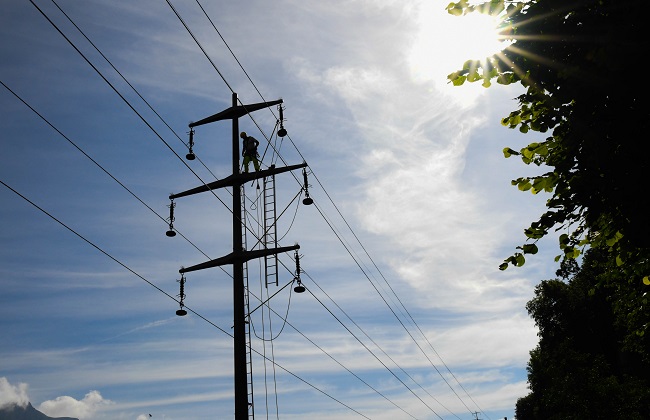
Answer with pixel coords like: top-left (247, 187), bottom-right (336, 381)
top-left (240, 131), bottom-right (261, 172)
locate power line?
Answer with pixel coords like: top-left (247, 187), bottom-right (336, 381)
top-left (48, 0), bottom-right (224, 189)
top-left (178, 4), bottom-right (488, 415)
top-left (301, 268), bottom-right (463, 420)
top-left (303, 284), bottom-right (445, 419)
top-left (0, 78), bottom-right (406, 416)
top-left (0, 177), bottom-right (374, 419)
top-left (0, 78), bottom-right (211, 262)
top-left (16, 2), bottom-right (493, 417)
top-left (158, 1), bottom-right (488, 415)
top-left (30, 0), bottom-right (286, 260)
top-left (247, 277), bottom-right (421, 419)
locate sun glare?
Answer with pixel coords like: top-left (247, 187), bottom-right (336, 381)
top-left (408, 4), bottom-right (507, 86)
top-left (457, 12), bottom-right (506, 61)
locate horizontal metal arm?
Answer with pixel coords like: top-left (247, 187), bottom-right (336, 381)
top-left (189, 99), bottom-right (283, 128)
top-left (179, 244), bottom-right (300, 274)
top-left (169, 162), bottom-right (308, 200)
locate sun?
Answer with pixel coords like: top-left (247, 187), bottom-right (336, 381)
top-left (407, 2), bottom-right (508, 87)
top-left (453, 11), bottom-right (507, 61)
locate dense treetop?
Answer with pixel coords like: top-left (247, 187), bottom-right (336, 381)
top-left (446, 0), bottom-right (649, 289)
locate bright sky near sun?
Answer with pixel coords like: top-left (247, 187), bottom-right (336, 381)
top-left (409, 2), bottom-right (506, 85)
top-left (0, 1), bottom-right (557, 419)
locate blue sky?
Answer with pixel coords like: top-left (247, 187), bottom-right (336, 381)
top-left (0, 1), bottom-right (559, 419)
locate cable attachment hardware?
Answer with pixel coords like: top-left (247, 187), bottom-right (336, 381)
top-left (166, 199), bottom-right (177, 237)
top-left (186, 128), bottom-right (196, 160)
top-left (277, 104), bottom-right (287, 137)
top-left (302, 167), bottom-right (313, 205)
top-left (176, 272), bottom-right (187, 316)
top-left (293, 249), bottom-right (305, 293)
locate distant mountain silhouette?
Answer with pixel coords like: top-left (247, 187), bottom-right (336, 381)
top-left (0, 403), bottom-right (78, 420)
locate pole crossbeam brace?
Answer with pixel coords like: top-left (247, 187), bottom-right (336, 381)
top-left (179, 244), bottom-right (300, 274)
top-left (189, 99), bottom-right (283, 128)
top-left (169, 162), bottom-right (307, 200)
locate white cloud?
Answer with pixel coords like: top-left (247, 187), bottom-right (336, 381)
top-left (38, 390), bottom-right (113, 420)
top-left (0, 377), bottom-right (30, 408)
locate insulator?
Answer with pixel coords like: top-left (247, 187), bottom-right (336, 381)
top-left (177, 274), bottom-right (186, 301)
top-left (176, 273), bottom-right (187, 316)
top-left (294, 250), bottom-right (301, 279)
top-left (292, 250), bottom-right (305, 293)
top-left (302, 168), bottom-right (313, 205)
top-left (166, 200), bottom-right (177, 237)
top-left (294, 280), bottom-right (305, 294)
top-left (277, 105), bottom-right (287, 137)
top-left (186, 128), bottom-right (196, 160)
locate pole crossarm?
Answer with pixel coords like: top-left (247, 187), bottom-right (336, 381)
top-left (169, 162), bottom-right (308, 200)
top-left (189, 99), bottom-right (283, 128)
top-left (179, 244), bottom-right (300, 274)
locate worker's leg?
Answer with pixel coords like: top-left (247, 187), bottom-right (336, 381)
top-left (243, 156), bottom-right (251, 173)
top-left (253, 157), bottom-right (260, 172)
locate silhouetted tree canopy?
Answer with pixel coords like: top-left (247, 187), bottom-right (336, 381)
top-left (446, 2), bottom-right (650, 415)
top-left (446, 0), bottom-right (649, 293)
top-left (515, 248), bottom-right (650, 419)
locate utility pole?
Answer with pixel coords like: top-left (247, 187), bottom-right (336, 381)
top-left (169, 92), bottom-right (306, 419)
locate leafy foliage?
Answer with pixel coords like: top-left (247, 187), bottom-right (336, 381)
top-left (515, 249), bottom-right (650, 419)
top-left (445, 0), bottom-right (649, 299)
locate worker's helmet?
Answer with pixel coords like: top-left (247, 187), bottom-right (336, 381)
top-left (240, 131), bottom-right (246, 138)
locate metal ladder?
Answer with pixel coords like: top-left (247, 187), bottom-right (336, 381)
top-left (241, 184), bottom-right (255, 420)
top-left (263, 173), bottom-right (278, 287)
top-left (242, 172), bottom-right (279, 418)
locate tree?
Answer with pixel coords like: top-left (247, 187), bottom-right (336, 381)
top-left (445, 0), bottom-right (649, 294)
top-left (444, 2), bottom-right (650, 414)
top-left (514, 248), bottom-right (650, 419)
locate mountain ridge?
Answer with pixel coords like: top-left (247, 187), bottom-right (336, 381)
top-left (0, 402), bottom-right (79, 420)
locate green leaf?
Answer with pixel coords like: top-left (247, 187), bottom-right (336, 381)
top-left (518, 180), bottom-right (532, 191)
top-left (503, 147), bottom-right (519, 157)
top-left (446, 2), bottom-right (464, 16)
top-left (643, 276), bottom-right (650, 286)
top-left (559, 233), bottom-right (569, 246)
top-left (452, 75), bottom-right (467, 86)
top-left (522, 148), bottom-right (535, 159)
top-left (467, 70), bottom-right (481, 82)
top-left (522, 243), bottom-right (539, 254)
top-left (605, 231), bottom-right (623, 247)
top-left (532, 177), bottom-right (546, 192)
top-left (562, 246), bottom-right (581, 259)
top-left (510, 114), bottom-right (521, 126)
top-left (515, 253), bottom-right (526, 266)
